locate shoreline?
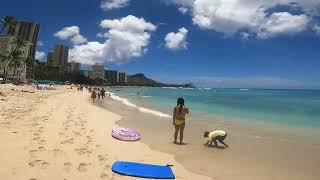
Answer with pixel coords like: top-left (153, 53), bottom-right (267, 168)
top-left (107, 90), bottom-right (320, 142)
top-left (0, 84), bottom-right (210, 180)
top-left (107, 87), bottom-right (320, 129)
top-left (97, 91), bottom-right (320, 180)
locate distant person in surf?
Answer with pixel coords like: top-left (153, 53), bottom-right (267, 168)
top-left (91, 90), bottom-right (97, 103)
top-left (204, 130), bottom-right (229, 148)
top-left (173, 97), bottom-right (189, 144)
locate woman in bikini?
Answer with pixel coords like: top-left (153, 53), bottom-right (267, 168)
top-left (173, 97), bottom-right (189, 144)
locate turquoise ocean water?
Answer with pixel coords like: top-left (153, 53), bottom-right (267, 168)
top-left (107, 87), bottom-right (320, 128)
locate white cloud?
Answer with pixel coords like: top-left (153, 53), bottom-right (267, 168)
top-left (240, 32), bottom-right (251, 40)
top-left (100, 0), bottom-right (130, 11)
top-left (97, 32), bottom-right (105, 38)
top-left (54, 26), bottom-right (87, 45)
top-left (257, 12), bottom-right (309, 38)
top-left (165, 0), bottom-right (193, 7)
top-left (100, 15), bottom-right (156, 32)
top-left (35, 51), bottom-right (46, 61)
top-left (69, 15), bottom-right (156, 65)
top-left (314, 24), bottom-right (320, 35)
top-left (172, 0), bottom-right (319, 38)
top-left (178, 7), bottom-right (188, 14)
top-left (165, 27), bottom-right (188, 50)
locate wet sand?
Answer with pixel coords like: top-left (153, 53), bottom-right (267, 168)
top-left (97, 95), bottom-right (320, 180)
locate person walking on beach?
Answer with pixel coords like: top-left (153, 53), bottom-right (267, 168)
top-left (91, 90), bottom-right (97, 103)
top-left (204, 130), bottom-right (229, 148)
top-left (173, 97), bottom-right (189, 144)
top-left (97, 88), bottom-right (101, 99)
top-left (101, 88), bottom-right (106, 99)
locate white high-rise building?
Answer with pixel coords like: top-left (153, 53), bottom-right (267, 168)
top-left (91, 64), bottom-right (104, 80)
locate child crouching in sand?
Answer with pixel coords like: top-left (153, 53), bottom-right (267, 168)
top-left (204, 130), bottom-right (229, 148)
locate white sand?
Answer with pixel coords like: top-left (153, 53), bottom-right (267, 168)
top-left (0, 85), bottom-right (210, 180)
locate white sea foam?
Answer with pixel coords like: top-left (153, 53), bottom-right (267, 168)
top-left (138, 107), bottom-right (171, 118)
top-left (162, 87), bottom-right (177, 89)
top-left (197, 87), bottom-right (211, 90)
top-left (109, 93), bottom-right (137, 107)
top-left (107, 91), bottom-right (171, 118)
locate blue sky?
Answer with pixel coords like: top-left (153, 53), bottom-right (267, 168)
top-left (1, 0), bottom-right (320, 89)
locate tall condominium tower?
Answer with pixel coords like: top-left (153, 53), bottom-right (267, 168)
top-left (52, 44), bottom-right (69, 68)
top-left (6, 20), bottom-right (40, 60)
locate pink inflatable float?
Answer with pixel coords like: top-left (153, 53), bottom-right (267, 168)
top-left (112, 127), bottom-right (140, 141)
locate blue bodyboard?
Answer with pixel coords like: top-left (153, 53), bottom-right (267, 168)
top-left (112, 161), bottom-right (175, 179)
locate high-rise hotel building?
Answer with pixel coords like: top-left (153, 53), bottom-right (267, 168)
top-left (6, 20), bottom-right (40, 60)
top-left (52, 44), bottom-right (69, 69)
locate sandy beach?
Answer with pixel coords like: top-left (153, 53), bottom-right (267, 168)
top-left (0, 84), bottom-right (210, 180)
top-left (97, 91), bottom-right (320, 180)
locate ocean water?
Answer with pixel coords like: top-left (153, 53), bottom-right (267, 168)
top-left (106, 87), bottom-right (320, 128)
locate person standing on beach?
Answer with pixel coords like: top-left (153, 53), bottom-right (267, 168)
top-left (173, 97), bottom-right (189, 144)
top-left (204, 130), bottom-right (229, 148)
top-left (91, 90), bottom-right (97, 103)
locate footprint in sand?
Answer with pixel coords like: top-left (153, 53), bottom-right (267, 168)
top-left (75, 147), bottom-right (91, 155)
top-left (42, 118), bottom-right (48, 122)
top-left (38, 140), bottom-right (46, 146)
top-left (64, 162), bottom-right (72, 172)
top-left (85, 139), bottom-right (93, 145)
top-left (38, 147), bottom-right (45, 151)
top-left (29, 150), bottom-right (38, 156)
top-left (98, 155), bottom-right (107, 163)
top-left (32, 123), bottom-right (39, 127)
top-left (36, 129), bottom-right (43, 134)
top-left (72, 131), bottom-right (82, 137)
top-left (33, 137), bottom-right (41, 141)
top-left (59, 132), bottom-right (68, 138)
top-left (53, 149), bottom-right (64, 157)
top-left (100, 173), bottom-right (109, 179)
top-left (77, 163), bottom-right (89, 172)
top-left (60, 138), bottom-right (74, 144)
top-left (28, 160), bottom-right (50, 169)
top-left (104, 164), bottom-right (111, 170)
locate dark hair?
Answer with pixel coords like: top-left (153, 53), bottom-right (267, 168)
top-left (204, 131), bottom-right (210, 137)
top-left (177, 97), bottom-right (185, 113)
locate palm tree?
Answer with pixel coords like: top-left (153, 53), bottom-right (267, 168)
top-left (0, 16), bottom-right (15, 34)
top-left (11, 37), bottom-right (26, 76)
top-left (8, 50), bottom-right (23, 76)
top-left (1, 37), bottom-right (26, 81)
